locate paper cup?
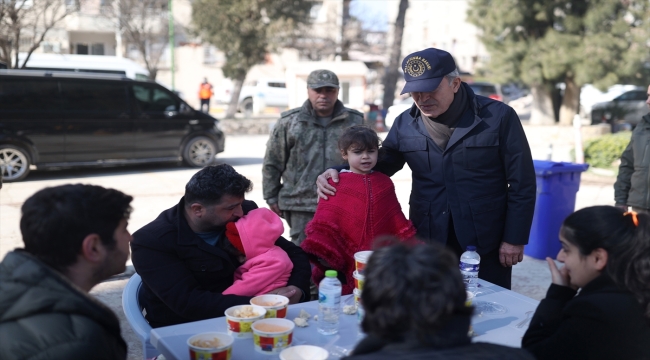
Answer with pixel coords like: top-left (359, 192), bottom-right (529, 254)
top-left (280, 345), bottom-right (329, 360)
top-left (466, 291), bottom-right (475, 307)
top-left (187, 332), bottom-right (233, 360)
top-left (224, 305), bottom-right (266, 338)
top-left (354, 250), bottom-right (373, 273)
top-left (353, 288), bottom-right (361, 308)
top-left (252, 318), bottom-right (295, 354)
top-left (352, 270), bottom-right (365, 291)
top-left (250, 294), bottom-right (289, 318)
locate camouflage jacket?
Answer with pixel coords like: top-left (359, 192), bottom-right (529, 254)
top-left (263, 99), bottom-right (364, 212)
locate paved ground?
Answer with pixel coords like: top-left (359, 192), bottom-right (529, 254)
top-left (0, 130), bottom-right (616, 359)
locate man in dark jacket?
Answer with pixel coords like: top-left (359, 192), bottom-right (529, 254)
top-left (614, 85), bottom-right (650, 214)
top-left (132, 164), bottom-right (311, 328)
top-left (0, 184), bottom-right (132, 360)
top-left (345, 242), bottom-right (534, 360)
top-left (318, 48), bottom-right (536, 289)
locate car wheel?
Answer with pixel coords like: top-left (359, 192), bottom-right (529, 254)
top-left (183, 136), bottom-right (217, 167)
top-left (0, 145), bottom-right (31, 182)
top-left (241, 98), bottom-right (253, 117)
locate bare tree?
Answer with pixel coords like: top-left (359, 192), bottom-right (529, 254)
top-left (101, 0), bottom-right (169, 79)
top-left (382, 0), bottom-right (408, 112)
top-left (0, 0), bottom-right (81, 68)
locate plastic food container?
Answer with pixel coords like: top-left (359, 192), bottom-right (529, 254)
top-left (224, 305), bottom-right (266, 338)
top-left (250, 294), bottom-right (289, 318)
top-left (187, 332), bottom-right (233, 360)
top-left (466, 291), bottom-right (475, 307)
top-left (353, 288), bottom-right (362, 308)
top-left (280, 345), bottom-right (329, 360)
top-left (252, 318), bottom-right (295, 354)
top-left (354, 250), bottom-right (373, 273)
top-left (352, 270), bottom-right (365, 291)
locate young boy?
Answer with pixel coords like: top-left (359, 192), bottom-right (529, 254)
top-left (301, 125), bottom-right (416, 294)
top-left (221, 208), bottom-right (293, 296)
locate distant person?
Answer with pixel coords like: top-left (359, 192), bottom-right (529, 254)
top-left (221, 208), bottom-right (293, 296)
top-left (199, 77), bottom-right (213, 113)
top-left (614, 84), bottom-right (650, 214)
top-left (263, 69), bottom-right (364, 245)
top-left (0, 184), bottom-right (133, 360)
top-left (131, 164), bottom-right (311, 328)
top-left (522, 206), bottom-right (650, 359)
top-left (301, 125), bottom-right (416, 294)
top-left (317, 48), bottom-right (536, 289)
top-left (345, 241), bottom-right (534, 359)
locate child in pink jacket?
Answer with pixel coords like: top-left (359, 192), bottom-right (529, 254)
top-left (222, 208), bottom-right (293, 296)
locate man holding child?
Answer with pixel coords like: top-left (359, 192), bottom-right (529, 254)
top-left (131, 165), bottom-right (311, 328)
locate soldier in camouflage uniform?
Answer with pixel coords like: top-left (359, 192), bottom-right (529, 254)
top-left (263, 69), bottom-right (364, 245)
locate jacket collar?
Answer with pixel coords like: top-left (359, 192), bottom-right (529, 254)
top-left (175, 197), bottom-right (233, 261)
top-left (641, 113), bottom-right (650, 127)
top-left (298, 99), bottom-right (349, 125)
top-left (0, 250), bottom-right (125, 339)
top-left (579, 274), bottom-right (625, 297)
top-left (407, 82), bottom-right (484, 153)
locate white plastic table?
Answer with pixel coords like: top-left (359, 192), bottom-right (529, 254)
top-left (150, 280), bottom-right (540, 359)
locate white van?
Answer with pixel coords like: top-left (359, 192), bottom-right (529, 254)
top-left (18, 53), bottom-right (150, 80)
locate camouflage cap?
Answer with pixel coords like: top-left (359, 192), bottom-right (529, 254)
top-left (307, 69), bottom-right (340, 89)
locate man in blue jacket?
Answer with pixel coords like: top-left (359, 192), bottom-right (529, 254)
top-left (318, 48), bottom-right (536, 289)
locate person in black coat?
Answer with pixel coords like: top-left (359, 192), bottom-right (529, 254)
top-left (522, 206), bottom-right (650, 359)
top-left (345, 240), bottom-right (534, 360)
top-left (317, 48), bottom-right (536, 289)
top-left (131, 164), bottom-right (312, 328)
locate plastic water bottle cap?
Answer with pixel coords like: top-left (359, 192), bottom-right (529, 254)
top-left (325, 270), bottom-right (338, 278)
top-left (466, 246), bottom-right (476, 252)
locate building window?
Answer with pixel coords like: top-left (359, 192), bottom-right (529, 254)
top-left (91, 43), bottom-right (105, 55)
top-left (76, 43), bottom-right (89, 55)
top-left (340, 81), bottom-right (350, 104)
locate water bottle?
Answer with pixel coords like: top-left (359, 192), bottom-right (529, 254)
top-left (460, 246), bottom-right (480, 291)
top-left (318, 270), bottom-right (341, 335)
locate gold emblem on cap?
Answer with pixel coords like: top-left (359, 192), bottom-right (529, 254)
top-left (404, 56), bottom-right (431, 78)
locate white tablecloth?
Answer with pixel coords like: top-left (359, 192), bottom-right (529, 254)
top-left (150, 280), bottom-right (540, 359)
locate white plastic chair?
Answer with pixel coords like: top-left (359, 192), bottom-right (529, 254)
top-left (122, 273), bottom-right (159, 359)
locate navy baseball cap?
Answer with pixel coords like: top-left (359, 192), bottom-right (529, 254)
top-left (400, 48), bottom-right (457, 94)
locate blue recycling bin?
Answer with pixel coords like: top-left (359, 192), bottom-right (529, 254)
top-left (525, 160), bottom-right (589, 260)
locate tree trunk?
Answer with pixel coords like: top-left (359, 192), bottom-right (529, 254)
top-left (340, 0), bottom-right (351, 60)
top-left (225, 78), bottom-right (244, 119)
top-left (381, 0), bottom-right (409, 113)
top-left (558, 76), bottom-right (579, 126)
top-left (529, 84), bottom-right (556, 125)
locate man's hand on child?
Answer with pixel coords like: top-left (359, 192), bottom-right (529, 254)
top-left (316, 169), bottom-right (340, 200)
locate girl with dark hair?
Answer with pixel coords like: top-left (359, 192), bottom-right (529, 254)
top-left (522, 205), bottom-right (650, 359)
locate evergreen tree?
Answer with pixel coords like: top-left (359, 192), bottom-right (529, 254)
top-left (192, 0), bottom-right (312, 119)
top-left (468, 0), bottom-right (649, 125)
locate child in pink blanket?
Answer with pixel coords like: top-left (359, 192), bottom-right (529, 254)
top-left (221, 208), bottom-right (293, 296)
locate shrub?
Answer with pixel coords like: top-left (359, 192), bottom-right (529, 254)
top-left (583, 131), bottom-right (632, 168)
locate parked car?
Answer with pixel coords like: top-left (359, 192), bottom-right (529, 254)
top-left (590, 87), bottom-right (647, 127)
top-left (385, 97), bottom-right (414, 129)
top-left (215, 78), bottom-right (288, 115)
top-left (0, 70), bottom-right (225, 182)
